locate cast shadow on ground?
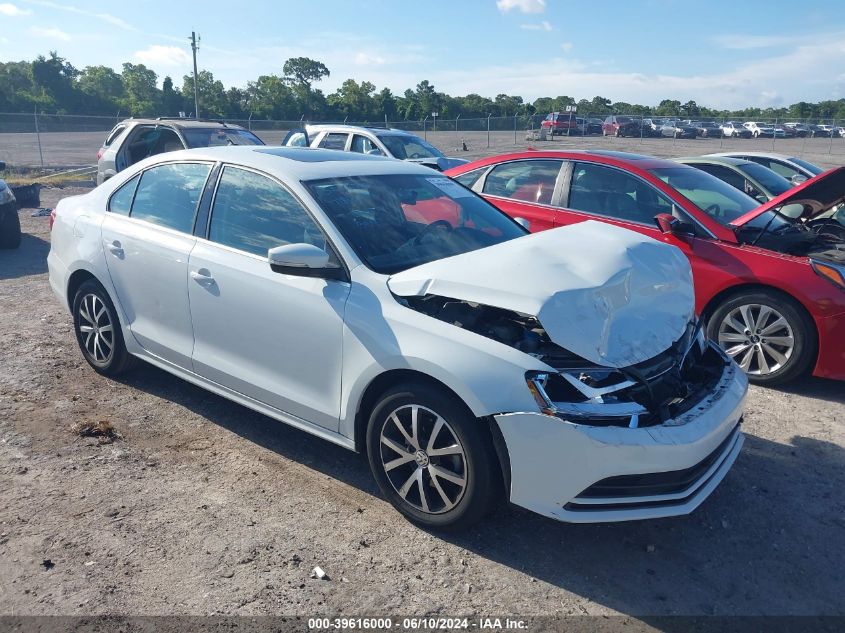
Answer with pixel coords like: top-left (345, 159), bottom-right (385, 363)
top-left (119, 362), bottom-right (845, 619)
top-left (0, 232), bottom-right (49, 280)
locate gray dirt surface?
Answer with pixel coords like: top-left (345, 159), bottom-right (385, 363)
top-left (0, 178), bottom-right (843, 618)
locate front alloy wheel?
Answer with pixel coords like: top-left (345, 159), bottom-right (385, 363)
top-left (708, 290), bottom-right (816, 385)
top-left (366, 382), bottom-right (499, 530)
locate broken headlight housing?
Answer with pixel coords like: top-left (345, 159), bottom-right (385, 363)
top-left (525, 322), bottom-right (728, 428)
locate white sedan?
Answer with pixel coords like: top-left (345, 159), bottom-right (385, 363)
top-left (48, 146), bottom-right (747, 530)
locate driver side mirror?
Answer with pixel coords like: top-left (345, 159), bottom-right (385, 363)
top-left (268, 243), bottom-right (347, 281)
top-left (654, 212), bottom-right (694, 236)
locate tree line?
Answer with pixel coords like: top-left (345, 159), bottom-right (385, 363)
top-left (2, 51), bottom-right (845, 123)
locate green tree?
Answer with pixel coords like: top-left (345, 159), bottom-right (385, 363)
top-left (161, 76), bottom-right (184, 117)
top-left (31, 51), bottom-right (79, 111)
top-left (181, 69), bottom-right (227, 117)
top-left (120, 63), bottom-right (160, 116)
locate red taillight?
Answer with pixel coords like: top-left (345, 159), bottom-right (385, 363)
top-left (49, 208), bottom-right (56, 230)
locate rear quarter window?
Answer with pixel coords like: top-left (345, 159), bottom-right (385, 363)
top-left (108, 174), bottom-right (140, 216)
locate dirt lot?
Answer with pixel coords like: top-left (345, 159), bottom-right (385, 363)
top-left (0, 183), bottom-right (844, 619)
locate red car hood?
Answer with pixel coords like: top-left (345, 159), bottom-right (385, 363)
top-left (730, 165), bottom-right (845, 227)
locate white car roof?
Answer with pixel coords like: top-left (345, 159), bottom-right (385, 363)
top-left (149, 145), bottom-right (435, 180)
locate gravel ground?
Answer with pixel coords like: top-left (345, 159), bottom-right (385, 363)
top-left (0, 184), bottom-right (843, 619)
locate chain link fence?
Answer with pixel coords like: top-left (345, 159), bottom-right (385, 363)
top-left (1, 111), bottom-right (843, 170)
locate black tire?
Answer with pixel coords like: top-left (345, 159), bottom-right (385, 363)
top-left (706, 289), bottom-right (816, 386)
top-left (72, 279), bottom-right (137, 375)
top-left (0, 207), bottom-right (21, 249)
top-left (366, 382), bottom-right (500, 531)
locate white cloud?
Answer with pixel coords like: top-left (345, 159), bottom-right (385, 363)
top-left (0, 3), bottom-right (30, 15)
top-left (30, 26), bottom-right (71, 41)
top-left (496, 0), bottom-right (545, 14)
top-left (355, 52), bottom-right (387, 66)
top-left (96, 13), bottom-right (134, 31)
top-left (22, 1), bottom-right (135, 30)
top-left (132, 45), bottom-right (190, 67)
top-left (520, 20), bottom-right (552, 31)
top-left (560, 41), bottom-right (573, 52)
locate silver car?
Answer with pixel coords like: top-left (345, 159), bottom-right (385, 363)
top-left (96, 118), bottom-right (264, 185)
top-left (282, 124), bottom-right (468, 172)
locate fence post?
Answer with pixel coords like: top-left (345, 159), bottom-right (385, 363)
top-left (423, 116), bottom-right (429, 141)
top-left (514, 115), bottom-right (517, 145)
top-left (640, 115), bottom-right (644, 143)
top-left (487, 114), bottom-right (491, 148)
top-left (830, 119), bottom-right (835, 154)
top-left (385, 114), bottom-right (388, 129)
top-left (34, 107), bottom-right (45, 169)
top-left (772, 117), bottom-right (776, 151)
top-left (248, 112), bottom-right (252, 131)
top-left (456, 113), bottom-right (460, 135)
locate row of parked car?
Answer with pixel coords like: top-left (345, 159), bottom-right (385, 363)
top-left (541, 112), bottom-right (845, 139)
top-left (36, 118), bottom-right (844, 532)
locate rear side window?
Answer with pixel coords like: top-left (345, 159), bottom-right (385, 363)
top-left (130, 163), bottom-right (211, 233)
top-left (208, 166), bottom-right (332, 258)
top-left (350, 134), bottom-right (382, 155)
top-left (104, 125), bottom-right (126, 147)
top-left (452, 168), bottom-right (486, 189)
top-left (319, 133), bottom-right (349, 150)
top-left (482, 160), bottom-right (562, 205)
top-left (108, 174), bottom-right (139, 216)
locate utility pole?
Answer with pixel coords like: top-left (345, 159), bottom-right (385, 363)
top-left (189, 31), bottom-right (200, 118)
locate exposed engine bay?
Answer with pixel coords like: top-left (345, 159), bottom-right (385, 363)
top-left (402, 294), bottom-right (729, 428)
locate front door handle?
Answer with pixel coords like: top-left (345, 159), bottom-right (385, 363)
top-left (105, 240), bottom-right (124, 257)
top-left (190, 269), bottom-right (215, 286)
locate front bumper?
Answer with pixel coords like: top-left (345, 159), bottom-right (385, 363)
top-left (494, 358), bottom-right (747, 523)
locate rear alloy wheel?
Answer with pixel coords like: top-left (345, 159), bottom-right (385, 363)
top-left (72, 280), bottom-right (136, 375)
top-left (366, 383), bottom-right (499, 531)
top-left (708, 291), bottom-right (816, 385)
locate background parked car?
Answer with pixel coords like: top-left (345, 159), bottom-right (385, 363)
top-left (682, 120), bottom-right (722, 138)
top-left (743, 122), bottom-right (781, 138)
top-left (282, 124), bottom-right (467, 171)
top-left (573, 117), bottom-right (603, 135)
top-left (642, 118), bottom-right (664, 136)
top-left (721, 122), bottom-right (752, 138)
top-left (675, 156), bottom-right (793, 202)
top-left (446, 151), bottom-right (845, 385)
top-left (0, 161), bottom-right (20, 249)
top-left (707, 151), bottom-right (824, 184)
top-left (96, 118), bottom-right (264, 185)
top-left (660, 120), bottom-right (698, 139)
top-left (602, 115), bottom-right (642, 137)
top-left (540, 112), bottom-right (578, 136)
top-left (784, 122), bottom-right (812, 137)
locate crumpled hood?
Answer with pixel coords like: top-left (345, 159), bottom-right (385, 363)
top-left (407, 156), bottom-right (469, 172)
top-left (731, 165), bottom-right (845, 226)
top-left (388, 220), bottom-right (694, 368)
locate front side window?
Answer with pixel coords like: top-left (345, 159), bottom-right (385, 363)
top-left (318, 133), bottom-right (349, 150)
top-left (739, 163), bottom-right (791, 197)
top-left (304, 174), bottom-right (526, 274)
top-left (568, 162), bottom-right (673, 225)
top-left (350, 135), bottom-right (382, 155)
top-left (130, 162), bottom-right (211, 233)
top-left (649, 166), bottom-right (758, 225)
top-left (377, 135), bottom-right (443, 160)
top-left (108, 174), bottom-right (139, 216)
top-left (694, 164), bottom-right (746, 191)
top-left (482, 160), bottom-right (562, 205)
top-left (209, 166), bottom-right (332, 258)
top-left (182, 128), bottom-right (263, 148)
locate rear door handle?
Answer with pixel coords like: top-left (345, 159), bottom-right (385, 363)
top-left (105, 240), bottom-right (124, 257)
top-left (190, 269), bottom-right (215, 286)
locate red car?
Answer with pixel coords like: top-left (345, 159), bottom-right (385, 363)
top-left (445, 150), bottom-right (845, 385)
top-left (540, 112), bottom-right (578, 136)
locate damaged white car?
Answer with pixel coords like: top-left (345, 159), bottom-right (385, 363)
top-left (48, 146), bottom-right (747, 530)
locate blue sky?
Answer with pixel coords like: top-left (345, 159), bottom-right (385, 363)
top-left (1, 0), bottom-right (843, 109)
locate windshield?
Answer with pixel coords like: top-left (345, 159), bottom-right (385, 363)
top-left (650, 166), bottom-right (759, 224)
top-left (739, 163), bottom-right (792, 196)
top-left (182, 128), bottom-right (264, 148)
top-left (788, 157), bottom-right (824, 175)
top-left (377, 134), bottom-right (443, 160)
top-left (305, 174), bottom-right (527, 275)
